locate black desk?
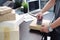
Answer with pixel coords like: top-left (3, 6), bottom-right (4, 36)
top-left (20, 21), bottom-right (42, 40)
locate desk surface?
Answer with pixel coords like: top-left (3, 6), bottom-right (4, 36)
top-left (20, 21), bottom-right (42, 40)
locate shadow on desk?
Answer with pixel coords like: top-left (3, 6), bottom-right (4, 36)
top-left (19, 21), bottom-right (42, 40)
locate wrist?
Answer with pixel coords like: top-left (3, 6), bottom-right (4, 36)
top-left (40, 11), bottom-right (44, 14)
top-left (50, 23), bottom-right (55, 29)
top-left (40, 9), bottom-right (45, 14)
top-left (48, 24), bottom-right (53, 32)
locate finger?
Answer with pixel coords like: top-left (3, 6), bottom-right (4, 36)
top-left (40, 27), bottom-right (44, 32)
top-left (37, 15), bottom-right (42, 20)
top-left (39, 15), bottom-right (42, 19)
top-left (44, 30), bottom-right (49, 33)
top-left (39, 14), bottom-right (43, 19)
top-left (40, 30), bottom-right (44, 32)
top-left (41, 25), bottom-right (45, 27)
top-left (37, 15), bottom-right (40, 19)
top-left (45, 31), bottom-right (49, 33)
top-left (38, 15), bottom-right (42, 19)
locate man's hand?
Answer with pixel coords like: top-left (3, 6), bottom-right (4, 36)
top-left (37, 12), bottom-right (49, 33)
top-left (40, 25), bottom-right (49, 33)
top-left (37, 12), bottom-right (43, 20)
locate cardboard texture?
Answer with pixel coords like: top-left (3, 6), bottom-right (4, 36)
top-left (0, 14), bottom-right (25, 40)
top-left (30, 19), bottom-right (41, 30)
top-left (0, 27), bottom-right (19, 40)
top-left (4, 27), bottom-right (10, 40)
top-left (0, 13), bottom-right (16, 22)
top-left (0, 6), bottom-right (12, 15)
top-left (30, 19), bottom-right (51, 30)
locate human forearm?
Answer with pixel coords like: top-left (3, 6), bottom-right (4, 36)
top-left (37, 0), bottom-right (56, 20)
top-left (41, 0), bottom-right (55, 13)
top-left (50, 17), bottom-right (60, 29)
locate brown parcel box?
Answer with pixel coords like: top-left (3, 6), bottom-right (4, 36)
top-left (0, 6), bottom-right (12, 15)
top-left (30, 19), bottom-right (50, 30)
top-left (0, 13), bottom-right (15, 22)
top-left (30, 19), bottom-right (41, 30)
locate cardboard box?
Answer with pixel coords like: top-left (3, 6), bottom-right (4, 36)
top-left (29, 19), bottom-right (51, 30)
top-left (0, 13), bottom-right (16, 22)
top-left (0, 6), bottom-right (12, 15)
top-left (30, 19), bottom-right (41, 30)
top-left (0, 26), bottom-right (19, 40)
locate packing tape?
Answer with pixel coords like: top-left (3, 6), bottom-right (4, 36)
top-left (4, 27), bottom-right (10, 40)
